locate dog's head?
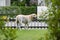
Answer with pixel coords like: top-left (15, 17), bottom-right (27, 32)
top-left (31, 14), bottom-right (37, 21)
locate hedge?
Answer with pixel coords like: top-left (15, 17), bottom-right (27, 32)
top-left (20, 6), bottom-right (37, 15)
top-left (0, 6), bottom-right (36, 16)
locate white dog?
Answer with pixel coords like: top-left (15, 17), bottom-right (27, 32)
top-left (15, 14), bottom-right (37, 28)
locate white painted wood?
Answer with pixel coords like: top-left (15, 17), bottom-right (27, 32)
top-left (5, 0), bottom-right (10, 6)
top-left (37, 6), bottom-right (48, 19)
top-left (0, 0), bottom-right (10, 6)
top-left (0, 0), bottom-right (6, 6)
top-left (38, 0), bottom-right (45, 6)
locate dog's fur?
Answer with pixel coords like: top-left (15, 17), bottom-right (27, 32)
top-left (16, 14), bottom-right (37, 28)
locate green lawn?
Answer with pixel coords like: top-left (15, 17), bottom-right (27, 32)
top-left (16, 29), bottom-right (48, 40)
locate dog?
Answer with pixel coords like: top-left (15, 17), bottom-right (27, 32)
top-left (15, 13), bottom-right (37, 28)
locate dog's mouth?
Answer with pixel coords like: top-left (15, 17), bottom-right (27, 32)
top-left (32, 17), bottom-right (37, 21)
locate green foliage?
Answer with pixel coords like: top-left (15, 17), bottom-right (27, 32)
top-left (0, 6), bottom-right (36, 16)
top-left (20, 6), bottom-right (36, 15)
top-left (45, 0), bottom-right (60, 40)
top-left (0, 17), bottom-right (17, 40)
top-left (11, 0), bottom-right (37, 6)
top-left (0, 6), bottom-right (21, 15)
top-left (2, 28), bottom-right (17, 40)
top-left (51, 0), bottom-right (60, 6)
top-left (11, 0), bottom-right (26, 6)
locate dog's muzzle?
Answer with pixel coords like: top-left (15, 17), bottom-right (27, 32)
top-left (32, 17), bottom-right (37, 21)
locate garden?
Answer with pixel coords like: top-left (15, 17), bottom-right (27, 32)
top-left (0, 0), bottom-right (60, 40)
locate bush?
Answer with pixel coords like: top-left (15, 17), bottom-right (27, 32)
top-left (11, 0), bottom-right (26, 6)
top-left (20, 6), bottom-right (36, 15)
top-left (0, 6), bottom-right (36, 17)
top-left (45, 0), bottom-right (60, 40)
top-left (0, 17), bottom-right (17, 40)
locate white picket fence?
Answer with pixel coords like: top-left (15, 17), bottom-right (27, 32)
top-left (5, 21), bottom-right (48, 29)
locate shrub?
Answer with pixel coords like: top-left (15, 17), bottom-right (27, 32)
top-left (0, 6), bottom-right (36, 17)
top-left (0, 17), bottom-right (17, 40)
top-left (45, 0), bottom-right (60, 40)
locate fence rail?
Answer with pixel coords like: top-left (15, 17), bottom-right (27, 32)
top-left (0, 18), bottom-right (48, 29)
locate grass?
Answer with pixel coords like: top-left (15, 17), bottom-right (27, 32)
top-left (15, 29), bottom-right (48, 40)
